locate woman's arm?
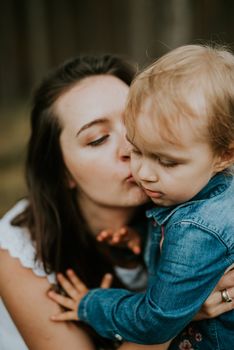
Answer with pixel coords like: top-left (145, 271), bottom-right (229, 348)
top-left (0, 249), bottom-right (95, 350)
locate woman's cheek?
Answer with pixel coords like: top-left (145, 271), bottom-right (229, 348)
top-left (130, 156), bottom-right (139, 178)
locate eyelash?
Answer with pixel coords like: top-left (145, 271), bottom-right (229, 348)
top-left (131, 150), bottom-right (178, 168)
top-left (159, 160), bottom-right (178, 168)
top-left (88, 135), bottom-right (109, 147)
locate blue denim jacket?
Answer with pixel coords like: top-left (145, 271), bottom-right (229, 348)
top-left (79, 172), bottom-right (234, 347)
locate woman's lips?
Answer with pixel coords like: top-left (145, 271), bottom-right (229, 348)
top-left (126, 175), bottom-right (137, 183)
top-left (143, 188), bottom-right (163, 198)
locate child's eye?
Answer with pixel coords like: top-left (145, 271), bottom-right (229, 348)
top-left (88, 135), bottom-right (109, 146)
top-left (159, 159), bottom-right (178, 168)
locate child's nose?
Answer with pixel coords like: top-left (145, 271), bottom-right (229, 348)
top-left (138, 162), bottom-right (158, 183)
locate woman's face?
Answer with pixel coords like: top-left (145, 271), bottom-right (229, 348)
top-left (57, 75), bottom-right (148, 209)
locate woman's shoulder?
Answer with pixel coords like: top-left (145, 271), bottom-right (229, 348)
top-left (0, 199), bottom-right (29, 242)
top-left (0, 200), bottom-right (55, 284)
top-left (0, 198), bottom-right (28, 222)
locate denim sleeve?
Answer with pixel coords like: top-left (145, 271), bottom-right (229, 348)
top-left (78, 222), bottom-right (229, 344)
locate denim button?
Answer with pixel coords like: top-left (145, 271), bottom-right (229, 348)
top-left (115, 333), bottom-right (123, 341)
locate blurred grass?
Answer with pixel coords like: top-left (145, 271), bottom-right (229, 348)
top-left (0, 103), bottom-right (30, 217)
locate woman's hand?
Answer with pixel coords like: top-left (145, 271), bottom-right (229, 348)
top-left (97, 226), bottom-right (141, 255)
top-left (48, 270), bottom-right (112, 321)
top-left (194, 269), bottom-right (234, 320)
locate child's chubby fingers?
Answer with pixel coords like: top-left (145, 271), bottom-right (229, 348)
top-left (112, 227), bottom-right (128, 243)
top-left (51, 310), bottom-right (78, 322)
top-left (115, 227), bottom-right (128, 238)
top-left (96, 229), bottom-right (114, 243)
top-left (132, 244), bottom-right (141, 255)
top-left (97, 227), bottom-right (130, 245)
top-left (97, 229), bottom-right (123, 245)
top-left (56, 273), bottom-right (80, 299)
top-left (66, 269), bottom-right (88, 293)
top-left (48, 290), bottom-right (77, 311)
top-left (100, 273), bottom-right (113, 288)
top-left (118, 227), bottom-right (128, 235)
top-left (127, 238), bottom-right (141, 255)
top-left (96, 230), bottom-right (109, 241)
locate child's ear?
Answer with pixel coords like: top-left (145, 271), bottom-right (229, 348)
top-left (214, 142), bottom-right (234, 172)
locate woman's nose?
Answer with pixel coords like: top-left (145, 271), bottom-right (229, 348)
top-left (118, 135), bottom-right (131, 161)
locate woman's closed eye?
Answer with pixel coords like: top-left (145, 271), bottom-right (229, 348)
top-left (88, 135), bottom-right (109, 146)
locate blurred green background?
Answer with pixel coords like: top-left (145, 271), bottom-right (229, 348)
top-left (1, 0), bottom-right (234, 216)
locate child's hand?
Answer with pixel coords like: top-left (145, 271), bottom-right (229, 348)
top-left (48, 269), bottom-right (113, 321)
top-left (97, 226), bottom-right (141, 255)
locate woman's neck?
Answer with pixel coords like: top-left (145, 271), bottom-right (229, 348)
top-left (77, 195), bottom-right (136, 237)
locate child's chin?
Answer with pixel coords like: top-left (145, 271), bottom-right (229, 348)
top-left (151, 197), bottom-right (174, 207)
top-left (151, 198), bottom-right (165, 205)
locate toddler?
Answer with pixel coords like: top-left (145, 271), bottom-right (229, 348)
top-left (49, 45), bottom-right (234, 349)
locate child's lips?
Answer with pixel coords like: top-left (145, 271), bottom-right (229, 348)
top-left (143, 188), bottom-right (164, 198)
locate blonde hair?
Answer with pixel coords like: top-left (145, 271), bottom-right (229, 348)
top-left (125, 44), bottom-right (234, 155)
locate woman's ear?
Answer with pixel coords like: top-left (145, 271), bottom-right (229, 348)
top-left (214, 143), bottom-right (234, 172)
top-left (66, 171), bottom-right (76, 189)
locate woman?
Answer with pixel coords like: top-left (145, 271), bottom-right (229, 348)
top-left (0, 55), bottom-right (233, 350)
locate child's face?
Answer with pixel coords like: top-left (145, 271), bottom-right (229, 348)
top-left (127, 101), bottom-right (220, 207)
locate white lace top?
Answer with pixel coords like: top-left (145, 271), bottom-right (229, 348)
top-left (0, 200), bottom-right (56, 349)
top-left (0, 200), bottom-right (147, 349)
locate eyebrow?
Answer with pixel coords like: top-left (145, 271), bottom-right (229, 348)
top-left (76, 118), bottom-right (109, 137)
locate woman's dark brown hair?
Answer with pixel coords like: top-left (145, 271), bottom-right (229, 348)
top-left (13, 55), bottom-right (139, 288)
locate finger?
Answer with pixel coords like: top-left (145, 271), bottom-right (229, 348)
top-left (200, 298), bottom-right (234, 319)
top-left (57, 273), bottom-right (79, 299)
top-left (100, 273), bottom-right (113, 288)
top-left (211, 286), bottom-right (234, 304)
top-left (115, 227), bottom-right (128, 241)
top-left (48, 291), bottom-right (76, 310)
top-left (97, 230), bottom-right (109, 241)
top-left (97, 229), bottom-right (114, 243)
top-left (219, 286), bottom-right (234, 303)
top-left (200, 286), bottom-right (234, 319)
top-left (132, 245), bottom-right (141, 254)
top-left (211, 299), bottom-right (234, 317)
top-left (112, 233), bottom-right (121, 243)
top-left (51, 310), bottom-right (78, 321)
top-left (118, 227), bottom-right (128, 235)
top-left (111, 227), bottom-right (128, 244)
top-left (215, 269), bottom-right (234, 290)
top-left (128, 239), bottom-right (141, 255)
top-left (66, 269), bottom-right (87, 293)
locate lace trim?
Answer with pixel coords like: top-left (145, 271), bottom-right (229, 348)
top-left (0, 200), bottom-right (55, 284)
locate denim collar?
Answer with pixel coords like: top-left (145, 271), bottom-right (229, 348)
top-left (146, 172), bottom-right (233, 226)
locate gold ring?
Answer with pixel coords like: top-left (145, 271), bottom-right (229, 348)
top-left (221, 289), bottom-right (232, 303)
